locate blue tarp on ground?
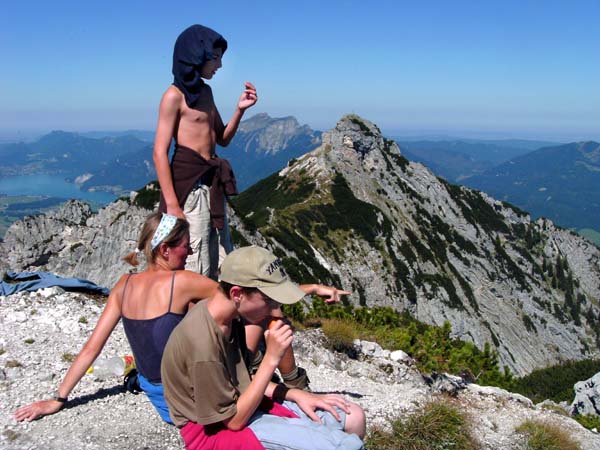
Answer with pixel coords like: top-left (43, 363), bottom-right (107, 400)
top-left (0, 271), bottom-right (110, 296)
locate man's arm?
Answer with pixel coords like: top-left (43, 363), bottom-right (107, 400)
top-left (299, 284), bottom-right (351, 304)
top-left (153, 88), bottom-right (185, 218)
top-left (215, 82), bottom-right (257, 147)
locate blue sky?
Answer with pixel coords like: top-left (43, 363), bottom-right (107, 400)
top-left (2, 0), bottom-right (599, 141)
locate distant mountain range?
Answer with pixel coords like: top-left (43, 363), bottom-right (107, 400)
top-left (0, 114), bottom-right (321, 237)
top-left (0, 114), bottom-right (320, 194)
top-left (0, 131), bottom-right (150, 178)
top-left (463, 141), bottom-right (600, 231)
top-left (395, 139), bottom-right (558, 181)
top-left (394, 138), bottom-right (600, 241)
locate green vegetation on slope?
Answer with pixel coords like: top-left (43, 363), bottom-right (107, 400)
top-left (511, 359), bottom-right (600, 403)
top-left (285, 298), bottom-right (513, 387)
top-left (578, 228), bottom-right (600, 247)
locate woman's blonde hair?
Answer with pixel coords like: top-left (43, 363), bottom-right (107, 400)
top-left (123, 212), bottom-right (189, 266)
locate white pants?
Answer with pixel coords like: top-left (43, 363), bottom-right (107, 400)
top-left (183, 184), bottom-right (232, 280)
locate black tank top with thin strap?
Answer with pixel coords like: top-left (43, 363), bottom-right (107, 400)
top-left (121, 272), bottom-right (185, 383)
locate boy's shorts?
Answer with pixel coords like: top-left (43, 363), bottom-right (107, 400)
top-left (247, 400), bottom-right (364, 450)
top-left (183, 183), bottom-right (232, 280)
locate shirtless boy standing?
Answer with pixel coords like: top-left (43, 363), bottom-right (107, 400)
top-left (153, 25), bottom-right (314, 390)
top-left (153, 24), bottom-right (258, 280)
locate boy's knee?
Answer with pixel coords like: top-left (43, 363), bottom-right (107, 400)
top-left (344, 402), bottom-right (366, 439)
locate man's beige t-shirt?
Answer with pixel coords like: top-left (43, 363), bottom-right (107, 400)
top-left (161, 301), bottom-right (252, 428)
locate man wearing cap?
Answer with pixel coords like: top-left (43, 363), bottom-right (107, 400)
top-left (161, 246), bottom-right (365, 449)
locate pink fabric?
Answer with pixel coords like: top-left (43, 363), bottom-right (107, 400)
top-left (180, 398), bottom-right (299, 450)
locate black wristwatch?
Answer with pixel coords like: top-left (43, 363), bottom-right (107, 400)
top-left (52, 390), bottom-right (68, 403)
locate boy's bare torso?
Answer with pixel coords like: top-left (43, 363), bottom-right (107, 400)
top-left (169, 84), bottom-right (222, 160)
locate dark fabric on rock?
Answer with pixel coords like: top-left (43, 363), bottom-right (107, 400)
top-left (172, 24), bottom-right (227, 109)
top-left (1, 271), bottom-right (110, 296)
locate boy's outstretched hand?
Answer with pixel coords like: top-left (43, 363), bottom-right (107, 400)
top-left (238, 82), bottom-right (258, 110)
top-left (311, 285), bottom-right (351, 304)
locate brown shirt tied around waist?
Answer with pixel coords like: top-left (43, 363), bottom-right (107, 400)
top-left (158, 145), bottom-right (238, 229)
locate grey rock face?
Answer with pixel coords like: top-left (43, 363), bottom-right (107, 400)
top-left (3, 114), bottom-right (600, 379)
top-left (571, 372), bottom-right (600, 416)
top-left (236, 114), bottom-right (600, 376)
top-left (1, 199), bottom-right (149, 289)
top-left (237, 113), bottom-right (321, 155)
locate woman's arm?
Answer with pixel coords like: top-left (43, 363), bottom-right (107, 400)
top-left (13, 279), bottom-right (125, 421)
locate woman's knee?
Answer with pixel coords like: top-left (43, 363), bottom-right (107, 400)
top-left (344, 402), bottom-right (366, 439)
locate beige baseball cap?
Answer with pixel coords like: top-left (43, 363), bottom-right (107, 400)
top-left (219, 246), bottom-right (305, 305)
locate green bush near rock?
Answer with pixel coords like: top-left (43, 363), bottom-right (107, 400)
top-left (321, 319), bottom-right (357, 353)
top-left (516, 419), bottom-right (581, 450)
top-left (573, 414), bottom-right (600, 431)
top-left (366, 398), bottom-right (479, 450)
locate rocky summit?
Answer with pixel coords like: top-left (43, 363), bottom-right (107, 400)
top-left (2, 114), bottom-right (600, 380)
top-left (230, 114), bottom-right (600, 376)
top-left (1, 288), bottom-right (598, 449)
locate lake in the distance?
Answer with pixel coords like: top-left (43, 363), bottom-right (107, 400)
top-left (0, 174), bottom-right (116, 204)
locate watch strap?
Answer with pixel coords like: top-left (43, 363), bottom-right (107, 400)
top-left (52, 390), bottom-right (68, 403)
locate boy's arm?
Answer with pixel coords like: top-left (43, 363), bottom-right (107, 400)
top-left (215, 82), bottom-right (257, 147)
top-left (222, 320), bottom-right (291, 430)
top-left (153, 88), bottom-right (185, 218)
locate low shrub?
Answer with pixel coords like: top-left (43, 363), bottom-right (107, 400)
top-left (516, 419), bottom-right (580, 450)
top-left (321, 319), bottom-right (357, 353)
top-left (292, 297), bottom-right (513, 388)
top-left (573, 414), bottom-right (600, 431)
top-left (366, 398), bottom-right (479, 450)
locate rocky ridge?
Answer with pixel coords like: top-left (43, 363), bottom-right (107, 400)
top-left (1, 288), bottom-right (598, 449)
top-left (2, 115), bottom-right (600, 379)
top-left (230, 114), bottom-right (600, 376)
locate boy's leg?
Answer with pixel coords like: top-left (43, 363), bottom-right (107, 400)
top-left (247, 401), bottom-right (364, 450)
top-left (183, 184), bottom-right (218, 279)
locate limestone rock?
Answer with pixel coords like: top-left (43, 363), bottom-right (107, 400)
top-left (571, 372), bottom-right (600, 416)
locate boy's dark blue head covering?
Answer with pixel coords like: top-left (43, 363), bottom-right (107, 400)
top-left (172, 24), bottom-right (228, 109)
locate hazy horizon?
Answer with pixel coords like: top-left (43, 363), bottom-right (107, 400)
top-left (3, 0), bottom-right (599, 143)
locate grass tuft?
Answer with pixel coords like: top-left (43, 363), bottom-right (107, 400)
top-left (366, 398), bottom-right (479, 450)
top-left (516, 419), bottom-right (580, 450)
top-left (321, 319), bottom-right (357, 354)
